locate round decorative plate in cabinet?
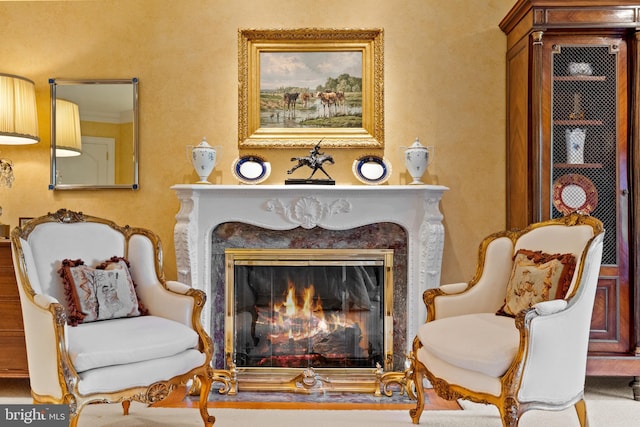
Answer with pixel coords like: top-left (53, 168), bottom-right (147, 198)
top-left (552, 173), bottom-right (598, 215)
top-left (231, 155), bottom-right (271, 184)
top-left (352, 155), bottom-right (391, 185)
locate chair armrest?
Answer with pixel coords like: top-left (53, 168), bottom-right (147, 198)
top-left (166, 280), bottom-right (191, 294)
top-left (426, 279), bottom-right (504, 321)
top-left (423, 283), bottom-right (472, 322)
top-left (159, 282), bottom-right (211, 355)
top-left (137, 281), bottom-right (202, 328)
top-left (513, 297), bottom-right (592, 402)
top-left (33, 293), bottom-right (60, 309)
top-left (533, 299), bottom-right (567, 316)
top-left (439, 282), bottom-right (469, 294)
top-left (162, 281), bottom-right (209, 331)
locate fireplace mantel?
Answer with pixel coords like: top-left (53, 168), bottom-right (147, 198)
top-left (171, 184), bottom-right (448, 352)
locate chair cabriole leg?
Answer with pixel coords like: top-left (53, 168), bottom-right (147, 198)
top-left (409, 368), bottom-right (425, 424)
top-left (198, 370), bottom-right (215, 426)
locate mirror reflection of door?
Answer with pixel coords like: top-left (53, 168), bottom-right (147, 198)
top-left (56, 136), bottom-right (115, 185)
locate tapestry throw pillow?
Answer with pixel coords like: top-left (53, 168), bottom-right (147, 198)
top-left (95, 256), bottom-right (149, 320)
top-left (58, 256), bottom-right (147, 326)
top-left (497, 249), bottom-right (577, 317)
top-left (58, 259), bottom-right (98, 326)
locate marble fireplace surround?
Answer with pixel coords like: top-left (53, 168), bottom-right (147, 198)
top-left (171, 184), bottom-right (448, 365)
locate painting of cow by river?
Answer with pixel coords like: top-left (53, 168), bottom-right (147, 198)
top-left (259, 51), bottom-right (363, 129)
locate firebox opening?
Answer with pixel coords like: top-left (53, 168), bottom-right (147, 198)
top-left (225, 249), bottom-right (394, 378)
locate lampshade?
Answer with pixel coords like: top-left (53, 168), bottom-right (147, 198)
top-left (0, 73), bottom-right (39, 145)
top-left (55, 99), bottom-right (82, 157)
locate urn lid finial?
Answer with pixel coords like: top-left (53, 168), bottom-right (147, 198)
top-left (198, 137), bottom-right (211, 147)
top-left (410, 137), bottom-right (424, 148)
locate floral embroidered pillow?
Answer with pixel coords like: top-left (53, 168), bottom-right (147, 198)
top-left (497, 249), bottom-right (576, 317)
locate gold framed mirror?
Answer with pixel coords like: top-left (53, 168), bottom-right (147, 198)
top-left (49, 78), bottom-right (139, 190)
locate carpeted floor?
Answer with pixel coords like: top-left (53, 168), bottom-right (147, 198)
top-left (1, 376), bottom-right (638, 426)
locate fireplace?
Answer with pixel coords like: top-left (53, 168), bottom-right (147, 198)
top-left (225, 248), bottom-right (394, 392)
top-left (172, 184), bottom-right (447, 393)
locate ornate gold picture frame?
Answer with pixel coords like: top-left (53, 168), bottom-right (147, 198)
top-left (238, 28), bottom-right (384, 149)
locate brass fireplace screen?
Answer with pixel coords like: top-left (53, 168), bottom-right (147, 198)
top-left (224, 248), bottom-right (396, 393)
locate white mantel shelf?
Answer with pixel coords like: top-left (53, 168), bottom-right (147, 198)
top-left (171, 184), bottom-right (448, 352)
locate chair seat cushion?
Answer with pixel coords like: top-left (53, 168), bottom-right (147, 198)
top-left (77, 349), bottom-right (206, 395)
top-left (67, 315), bottom-right (199, 373)
top-left (417, 313), bottom-right (519, 378)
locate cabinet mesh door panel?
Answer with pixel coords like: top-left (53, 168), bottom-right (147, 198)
top-left (551, 45), bottom-right (617, 265)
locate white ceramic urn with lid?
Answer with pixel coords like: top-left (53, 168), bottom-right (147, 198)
top-left (189, 137), bottom-right (218, 184)
top-left (403, 137), bottom-right (430, 184)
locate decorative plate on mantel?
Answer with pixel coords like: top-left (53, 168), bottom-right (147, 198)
top-left (352, 155), bottom-right (391, 185)
top-left (231, 155), bottom-right (271, 184)
top-left (552, 173), bottom-right (598, 215)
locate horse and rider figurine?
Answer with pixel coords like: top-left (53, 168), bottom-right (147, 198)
top-left (286, 140), bottom-right (335, 184)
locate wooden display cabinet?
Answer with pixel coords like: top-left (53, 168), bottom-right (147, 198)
top-left (500, 0), bottom-right (640, 399)
top-left (0, 240), bottom-right (28, 377)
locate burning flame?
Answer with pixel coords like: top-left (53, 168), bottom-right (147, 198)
top-left (270, 281), bottom-right (344, 342)
top-left (283, 286), bottom-right (297, 317)
top-left (249, 278), bottom-right (371, 362)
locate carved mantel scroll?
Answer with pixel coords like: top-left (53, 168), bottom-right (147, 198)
top-left (171, 184), bottom-right (447, 353)
top-left (264, 196), bottom-right (352, 229)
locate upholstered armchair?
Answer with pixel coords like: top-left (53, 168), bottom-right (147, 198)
top-left (409, 213), bottom-right (605, 427)
top-left (11, 209), bottom-right (217, 427)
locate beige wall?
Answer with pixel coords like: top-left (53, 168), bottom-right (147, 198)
top-left (0, 0), bottom-right (513, 284)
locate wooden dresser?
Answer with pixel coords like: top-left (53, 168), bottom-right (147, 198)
top-left (0, 239), bottom-right (29, 377)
